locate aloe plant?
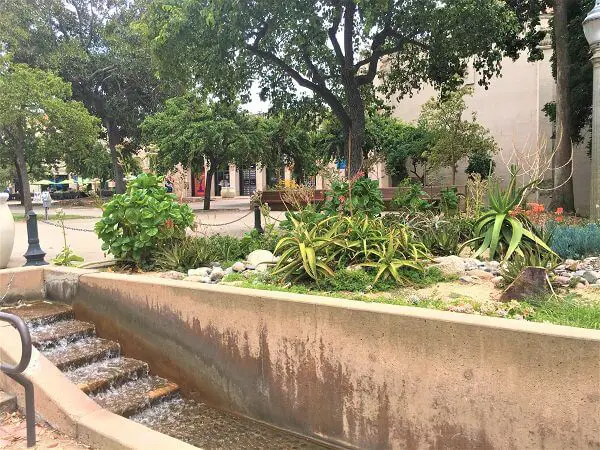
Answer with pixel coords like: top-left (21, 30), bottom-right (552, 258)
top-left (462, 166), bottom-right (555, 261)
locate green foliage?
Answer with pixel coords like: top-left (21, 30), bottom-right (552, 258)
top-left (52, 247), bottom-right (84, 267)
top-left (273, 214), bottom-right (427, 283)
top-left (439, 188), bottom-right (459, 216)
top-left (280, 205), bottom-right (327, 231)
top-left (391, 179), bottom-right (431, 213)
top-left (531, 295), bottom-right (600, 330)
top-left (240, 225), bottom-right (281, 254)
top-left (317, 269), bottom-right (374, 293)
top-left (142, 95), bottom-right (265, 209)
top-left (323, 176), bottom-right (384, 217)
top-left (466, 150), bottom-right (496, 179)
top-left (420, 215), bottom-right (475, 257)
top-left (500, 248), bottom-right (561, 286)
top-left (462, 168), bottom-right (553, 261)
top-left (419, 87), bottom-right (499, 184)
top-left (549, 223), bottom-right (600, 260)
top-left (95, 173), bottom-right (195, 267)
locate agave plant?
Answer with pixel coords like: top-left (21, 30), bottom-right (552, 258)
top-left (272, 216), bottom-right (338, 281)
top-left (462, 166), bottom-right (555, 261)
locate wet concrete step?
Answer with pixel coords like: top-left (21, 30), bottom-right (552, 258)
top-left (133, 397), bottom-right (329, 449)
top-left (90, 376), bottom-right (179, 417)
top-left (0, 301), bottom-right (73, 325)
top-left (30, 320), bottom-right (95, 348)
top-left (65, 357), bottom-right (149, 394)
top-left (43, 337), bottom-right (121, 371)
top-left (0, 390), bottom-right (17, 414)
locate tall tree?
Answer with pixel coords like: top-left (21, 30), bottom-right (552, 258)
top-left (142, 96), bottom-right (264, 210)
top-left (144, 0), bottom-right (548, 176)
top-left (551, 0), bottom-right (575, 211)
top-left (0, 60), bottom-right (100, 212)
top-left (1, 0), bottom-right (177, 193)
top-left (418, 87), bottom-right (499, 185)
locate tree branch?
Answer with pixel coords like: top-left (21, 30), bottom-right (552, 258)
top-left (343, 0), bottom-right (355, 67)
top-left (244, 44), bottom-right (350, 125)
top-left (328, 2), bottom-right (344, 65)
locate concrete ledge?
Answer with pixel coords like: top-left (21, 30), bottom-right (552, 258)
top-left (0, 323), bottom-right (195, 449)
top-left (0, 267), bottom-right (44, 303)
top-left (44, 268), bottom-right (600, 450)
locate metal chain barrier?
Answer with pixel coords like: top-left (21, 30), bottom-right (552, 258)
top-left (38, 219), bottom-right (95, 233)
top-left (196, 209), bottom-right (254, 227)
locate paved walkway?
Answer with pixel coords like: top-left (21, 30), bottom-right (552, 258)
top-left (0, 411), bottom-right (89, 449)
top-left (6, 199), bottom-right (286, 268)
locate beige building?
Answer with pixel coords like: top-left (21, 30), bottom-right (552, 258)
top-left (376, 14), bottom-right (591, 215)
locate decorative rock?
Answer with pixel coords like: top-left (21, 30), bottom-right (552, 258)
top-left (224, 267), bottom-right (234, 276)
top-left (463, 258), bottom-right (480, 271)
top-left (433, 256), bottom-right (467, 276)
top-left (183, 276), bottom-right (205, 282)
top-left (554, 276), bottom-right (571, 285)
top-left (499, 267), bottom-right (551, 302)
top-left (488, 261), bottom-right (501, 269)
top-left (459, 275), bottom-right (474, 284)
top-left (245, 264), bottom-right (256, 271)
top-left (466, 269), bottom-right (494, 281)
top-left (211, 262), bottom-right (221, 268)
top-left (210, 267), bottom-right (226, 282)
top-left (247, 249), bottom-right (277, 272)
top-left (491, 276), bottom-right (504, 286)
top-left (188, 267), bottom-right (211, 277)
top-left (159, 271), bottom-right (186, 280)
top-left (582, 271), bottom-right (600, 284)
top-left (231, 262), bottom-right (246, 272)
top-left (576, 283), bottom-right (586, 289)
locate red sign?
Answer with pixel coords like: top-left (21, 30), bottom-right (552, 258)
top-left (193, 168), bottom-right (206, 197)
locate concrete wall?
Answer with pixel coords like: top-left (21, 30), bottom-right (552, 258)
top-left (44, 269), bottom-right (600, 450)
top-left (0, 267), bottom-right (44, 303)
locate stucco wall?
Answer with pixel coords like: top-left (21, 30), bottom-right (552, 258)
top-left (44, 269), bottom-right (600, 450)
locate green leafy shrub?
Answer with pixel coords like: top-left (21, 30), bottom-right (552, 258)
top-left (155, 236), bottom-right (214, 272)
top-left (317, 269), bottom-right (374, 292)
top-left (323, 176), bottom-right (384, 217)
top-left (549, 223), bottom-right (600, 260)
top-left (273, 214), bottom-right (428, 283)
top-left (439, 188), bottom-right (459, 216)
top-left (240, 225), bottom-right (281, 254)
top-left (95, 173), bottom-right (194, 267)
top-left (462, 167), bottom-right (553, 261)
top-left (391, 179), bottom-right (431, 213)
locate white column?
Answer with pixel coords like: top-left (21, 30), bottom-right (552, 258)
top-left (591, 49), bottom-right (600, 219)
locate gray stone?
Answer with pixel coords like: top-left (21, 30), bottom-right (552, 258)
top-left (499, 267), bottom-right (551, 302)
top-left (554, 276), bottom-right (571, 285)
top-left (211, 262), bottom-right (221, 268)
top-left (159, 271), bottom-right (186, 280)
top-left (463, 258), bottom-right (481, 271)
top-left (188, 267), bottom-right (211, 277)
top-left (247, 249), bottom-right (277, 272)
top-left (232, 262), bottom-right (246, 272)
top-left (488, 260), bottom-right (501, 269)
top-left (459, 276), bottom-right (474, 284)
top-left (466, 269), bottom-right (494, 281)
top-left (210, 267), bottom-right (226, 281)
top-left (183, 276), bottom-right (205, 282)
top-left (224, 267), bottom-right (234, 276)
top-left (492, 276), bottom-right (504, 286)
top-left (582, 271), bottom-right (600, 284)
top-left (245, 264), bottom-right (256, 270)
top-left (433, 256), bottom-right (466, 276)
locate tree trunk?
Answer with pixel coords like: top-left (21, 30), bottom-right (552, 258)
top-left (452, 163), bottom-right (457, 185)
top-left (344, 84), bottom-right (366, 177)
top-left (105, 120), bottom-right (126, 194)
top-left (13, 158), bottom-right (23, 205)
top-left (12, 125), bottom-right (32, 213)
top-left (551, 0), bottom-right (575, 212)
top-left (204, 167), bottom-right (215, 210)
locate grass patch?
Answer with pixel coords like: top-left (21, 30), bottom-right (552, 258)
top-left (222, 273), bottom-right (600, 330)
top-left (12, 213), bottom-right (94, 221)
top-left (529, 295), bottom-right (600, 330)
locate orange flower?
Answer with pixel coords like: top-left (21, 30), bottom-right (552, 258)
top-left (555, 207), bottom-right (564, 215)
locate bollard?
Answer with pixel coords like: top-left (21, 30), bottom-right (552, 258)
top-left (23, 211), bottom-right (48, 266)
top-left (254, 204), bottom-right (264, 234)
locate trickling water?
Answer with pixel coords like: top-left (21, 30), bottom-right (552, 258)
top-left (3, 301), bottom-right (333, 449)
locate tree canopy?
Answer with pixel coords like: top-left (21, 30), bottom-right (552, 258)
top-left (142, 96), bottom-right (264, 209)
top-left (1, 0), bottom-right (179, 193)
top-left (144, 0), bottom-right (548, 177)
top-left (0, 59), bottom-right (100, 212)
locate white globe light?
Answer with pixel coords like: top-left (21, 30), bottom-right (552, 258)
top-left (584, 1), bottom-right (600, 46)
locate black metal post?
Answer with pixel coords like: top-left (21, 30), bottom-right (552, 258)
top-left (254, 204), bottom-right (264, 234)
top-left (23, 211), bottom-right (47, 266)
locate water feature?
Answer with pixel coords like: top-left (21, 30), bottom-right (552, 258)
top-left (2, 301), bottom-right (331, 449)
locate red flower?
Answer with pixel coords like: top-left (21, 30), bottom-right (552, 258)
top-left (339, 195), bottom-right (346, 203)
top-left (555, 207), bottom-right (564, 215)
top-left (165, 218), bottom-right (174, 229)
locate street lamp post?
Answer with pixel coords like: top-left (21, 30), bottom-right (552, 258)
top-left (584, 1), bottom-right (600, 219)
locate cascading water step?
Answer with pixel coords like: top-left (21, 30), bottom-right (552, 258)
top-left (65, 357), bottom-right (149, 394)
top-left (90, 375), bottom-right (180, 417)
top-left (1, 301), bottom-right (74, 325)
top-left (30, 319), bottom-right (95, 347)
top-left (6, 301), bottom-right (333, 449)
top-left (44, 337), bottom-right (121, 370)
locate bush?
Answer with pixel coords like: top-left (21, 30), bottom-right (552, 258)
top-left (323, 175), bottom-right (384, 217)
top-left (318, 269), bottom-right (374, 292)
top-left (550, 223), bottom-right (600, 260)
top-left (95, 173), bottom-right (195, 267)
top-left (420, 215), bottom-right (474, 257)
top-left (391, 179), bottom-right (431, 213)
top-left (240, 225), bottom-right (281, 254)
